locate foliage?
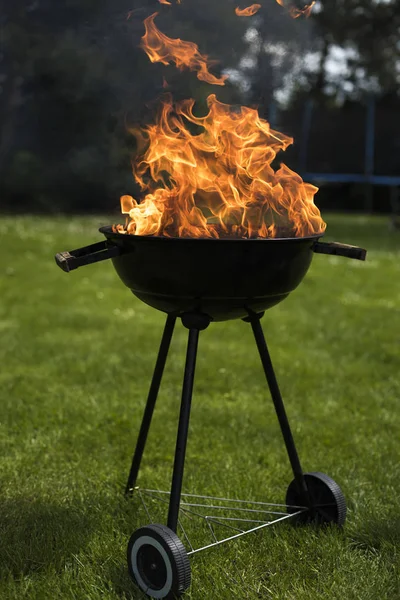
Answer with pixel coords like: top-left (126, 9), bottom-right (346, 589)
top-left (0, 0), bottom-right (246, 212)
top-left (310, 0), bottom-right (400, 100)
top-left (0, 1), bottom-right (399, 212)
top-left (241, 0), bottom-right (400, 105)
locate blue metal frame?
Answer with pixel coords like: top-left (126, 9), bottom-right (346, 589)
top-left (303, 173), bottom-right (400, 186)
top-left (271, 97), bottom-right (400, 192)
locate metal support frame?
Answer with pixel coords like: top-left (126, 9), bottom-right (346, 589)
top-left (125, 315), bottom-right (176, 495)
top-left (135, 488), bottom-right (307, 555)
top-left (167, 327), bottom-right (200, 532)
top-left (248, 314), bottom-right (310, 505)
top-left (125, 312), bottom-right (209, 534)
top-left (126, 311), bottom-right (309, 540)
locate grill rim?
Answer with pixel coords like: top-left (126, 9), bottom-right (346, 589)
top-left (100, 225), bottom-right (325, 244)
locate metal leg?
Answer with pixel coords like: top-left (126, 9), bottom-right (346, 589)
top-left (249, 315), bottom-right (310, 504)
top-left (167, 328), bottom-right (200, 532)
top-left (125, 315), bottom-right (176, 496)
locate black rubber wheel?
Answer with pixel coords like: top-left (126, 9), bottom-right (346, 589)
top-left (286, 472), bottom-right (347, 526)
top-left (127, 524), bottom-right (191, 599)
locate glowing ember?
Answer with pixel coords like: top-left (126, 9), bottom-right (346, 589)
top-left (141, 13), bottom-right (228, 86)
top-left (276, 0), bottom-right (315, 18)
top-left (235, 4), bottom-right (262, 17)
top-left (115, 94), bottom-right (325, 239)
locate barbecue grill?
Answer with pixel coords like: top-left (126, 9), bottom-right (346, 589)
top-left (56, 228), bottom-right (366, 599)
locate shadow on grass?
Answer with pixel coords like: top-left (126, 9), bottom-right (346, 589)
top-left (349, 515), bottom-right (400, 555)
top-left (0, 498), bottom-right (95, 578)
top-left (109, 564), bottom-right (147, 600)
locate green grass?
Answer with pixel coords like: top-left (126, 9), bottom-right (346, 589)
top-left (0, 213), bottom-right (399, 599)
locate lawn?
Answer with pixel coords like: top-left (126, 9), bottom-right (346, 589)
top-left (0, 213), bottom-right (399, 600)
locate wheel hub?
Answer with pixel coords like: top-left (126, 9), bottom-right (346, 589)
top-left (137, 544), bottom-right (168, 590)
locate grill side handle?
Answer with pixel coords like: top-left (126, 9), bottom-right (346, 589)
top-left (313, 241), bottom-right (367, 261)
top-left (55, 240), bottom-right (123, 273)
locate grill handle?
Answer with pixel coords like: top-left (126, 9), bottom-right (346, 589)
top-left (55, 240), bottom-right (123, 273)
top-left (313, 241), bottom-right (367, 261)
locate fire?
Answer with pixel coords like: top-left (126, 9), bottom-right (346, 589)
top-left (115, 94), bottom-right (325, 239)
top-left (275, 0), bottom-right (315, 18)
top-left (116, 4), bottom-right (325, 239)
top-left (141, 13), bottom-right (228, 86)
top-left (235, 4), bottom-right (262, 17)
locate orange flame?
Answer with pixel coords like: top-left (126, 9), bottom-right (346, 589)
top-left (141, 13), bottom-right (228, 86)
top-left (276, 0), bottom-right (315, 18)
top-left (235, 4), bottom-right (262, 17)
top-left (115, 95), bottom-right (325, 239)
top-left (158, 0), bottom-right (172, 4)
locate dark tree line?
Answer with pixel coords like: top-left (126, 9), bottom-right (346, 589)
top-left (0, 0), bottom-right (398, 213)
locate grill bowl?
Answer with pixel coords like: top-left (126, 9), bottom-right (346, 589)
top-left (100, 226), bottom-right (322, 322)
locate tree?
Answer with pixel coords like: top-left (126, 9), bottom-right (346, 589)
top-left (0, 0), bottom-right (249, 212)
top-left (236, 0), bottom-right (399, 107)
top-left (301, 0), bottom-right (400, 102)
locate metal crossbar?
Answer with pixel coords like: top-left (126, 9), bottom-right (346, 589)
top-left (134, 487), bottom-right (307, 555)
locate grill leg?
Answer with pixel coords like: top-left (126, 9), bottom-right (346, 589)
top-left (167, 328), bottom-right (199, 532)
top-left (125, 315), bottom-right (176, 496)
top-left (248, 314), bottom-right (310, 505)
top-left (167, 313), bottom-right (210, 533)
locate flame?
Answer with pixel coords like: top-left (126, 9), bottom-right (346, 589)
top-left (141, 13), bottom-right (228, 86)
top-left (117, 5), bottom-right (325, 239)
top-left (235, 4), bottom-right (262, 17)
top-left (158, 0), bottom-right (172, 4)
top-left (115, 94), bottom-right (325, 239)
top-left (276, 0), bottom-right (315, 18)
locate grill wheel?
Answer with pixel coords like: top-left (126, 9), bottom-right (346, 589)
top-left (127, 524), bottom-right (191, 599)
top-left (286, 472), bottom-right (347, 526)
